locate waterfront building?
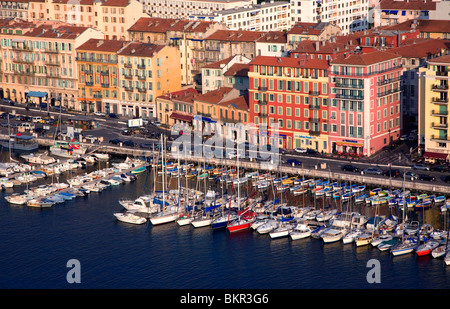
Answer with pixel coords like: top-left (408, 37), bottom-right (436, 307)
top-left (116, 41), bottom-right (182, 118)
top-left (139, 0), bottom-right (256, 19)
top-left (155, 88), bottom-right (198, 127)
top-left (200, 55), bottom-right (251, 94)
top-left (390, 38), bottom-right (450, 132)
top-left (373, 0), bottom-right (438, 28)
top-left (286, 22), bottom-right (342, 47)
top-left (328, 50), bottom-right (403, 156)
top-left (127, 17), bottom-right (226, 86)
top-left (192, 87), bottom-right (249, 143)
top-left (76, 39), bottom-right (125, 113)
top-left (27, 0), bottom-right (146, 40)
top-left (418, 54), bottom-right (450, 162)
top-left (0, 21), bottom-right (103, 108)
top-left (187, 1), bottom-right (291, 32)
top-left (248, 55), bottom-right (330, 151)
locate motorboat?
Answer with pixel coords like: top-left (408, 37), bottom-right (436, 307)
top-left (114, 212), bottom-right (147, 225)
top-left (321, 226), bottom-right (347, 243)
top-left (355, 233), bottom-right (373, 247)
top-left (391, 238), bottom-right (417, 256)
top-left (371, 233), bottom-right (393, 247)
top-left (256, 219), bottom-right (279, 234)
top-left (342, 229), bottom-right (362, 245)
top-left (289, 223), bottom-right (313, 240)
top-left (432, 245), bottom-right (447, 259)
top-left (416, 239), bottom-right (441, 256)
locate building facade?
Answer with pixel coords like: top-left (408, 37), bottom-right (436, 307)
top-left (329, 51), bottom-right (403, 156)
top-left (418, 55), bottom-right (450, 162)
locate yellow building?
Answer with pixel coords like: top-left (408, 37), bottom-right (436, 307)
top-left (115, 41), bottom-right (182, 118)
top-left (76, 39), bottom-right (124, 113)
top-left (418, 54), bottom-right (450, 162)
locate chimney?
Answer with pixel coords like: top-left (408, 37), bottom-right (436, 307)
top-left (315, 41), bottom-right (319, 51)
top-left (97, 40), bottom-right (104, 47)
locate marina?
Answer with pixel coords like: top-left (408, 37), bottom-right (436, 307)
top-left (1, 136), bottom-right (450, 289)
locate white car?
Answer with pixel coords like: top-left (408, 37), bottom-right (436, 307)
top-left (94, 111), bottom-right (106, 117)
top-left (294, 147), bottom-right (307, 153)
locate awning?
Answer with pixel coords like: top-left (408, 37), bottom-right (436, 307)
top-left (170, 112), bottom-right (193, 123)
top-left (26, 91), bottom-right (47, 98)
top-left (336, 141), bottom-right (363, 147)
top-left (423, 152), bottom-right (449, 160)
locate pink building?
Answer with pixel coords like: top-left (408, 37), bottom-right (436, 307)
top-left (329, 51), bottom-right (403, 156)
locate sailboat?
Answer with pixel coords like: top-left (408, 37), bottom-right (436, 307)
top-left (150, 135), bottom-right (179, 226)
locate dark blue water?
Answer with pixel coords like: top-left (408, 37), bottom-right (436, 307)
top-left (1, 156), bottom-right (450, 291)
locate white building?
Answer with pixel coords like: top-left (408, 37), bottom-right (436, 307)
top-left (289, 0), bottom-right (320, 23)
top-left (319, 0), bottom-right (369, 34)
top-left (188, 1), bottom-right (291, 31)
top-left (141, 0), bottom-right (257, 19)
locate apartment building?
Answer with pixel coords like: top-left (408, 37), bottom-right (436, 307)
top-left (373, 0), bottom-right (438, 28)
top-left (0, 22), bottom-right (103, 108)
top-left (200, 55), bottom-right (251, 93)
top-left (390, 38), bottom-right (450, 132)
top-left (141, 0), bottom-right (256, 19)
top-left (128, 17), bottom-right (226, 85)
top-left (76, 39), bottom-right (126, 113)
top-left (418, 54), bottom-right (450, 162)
top-left (155, 88), bottom-right (198, 127)
top-left (248, 55), bottom-right (330, 151)
top-left (188, 1), bottom-right (291, 32)
top-left (328, 51), bottom-right (403, 156)
top-left (0, 0), bottom-right (29, 20)
top-left (28, 0), bottom-right (146, 40)
top-left (255, 31), bottom-right (288, 57)
top-left (320, 0), bottom-right (370, 34)
top-left (115, 41), bottom-right (182, 118)
top-left (286, 22), bottom-right (342, 46)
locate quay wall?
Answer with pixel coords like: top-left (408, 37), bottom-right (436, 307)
top-left (2, 134), bottom-right (450, 195)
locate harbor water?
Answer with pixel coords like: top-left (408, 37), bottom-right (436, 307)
top-left (1, 150), bottom-right (450, 290)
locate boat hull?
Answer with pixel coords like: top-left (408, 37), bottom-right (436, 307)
top-left (150, 213), bottom-right (178, 225)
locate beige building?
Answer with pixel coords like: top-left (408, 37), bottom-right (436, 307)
top-left (28, 0), bottom-right (146, 40)
top-left (0, 20), bottom-right (103, 108)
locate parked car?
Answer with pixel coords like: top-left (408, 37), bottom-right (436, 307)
top-left (53, 106), bottom-right (66, 112)
top-left (294, 147), bottom-right (307, 154)
top-left (430, 165), bottom-right (448, 173)
top-left (108, 113), bottom-right (119, 118)
top-left (32, 116), bottom-right (43, 123)
top-left (123, 140), bottom-right (135, 147)
top-left (287, 159), bottom-right (302, 166)
top-left (418, 174), bottom-right (436, 181)
top-left (361, 168), bottom-right (383, 175)
top-left (445, 175), bottom-right (450, 183)
top-left (109, 138), bottom-right (122, 145)
top-left (341, 164), bottom-right (360, 172)
top-left (1, 98), bottom-right (13, 104)
top-left (411, 164), bottom-right (429, 171)
top-left (404, 171), bottom-right (419, 181)
top-left (94, 111), bottom-right (106, 117)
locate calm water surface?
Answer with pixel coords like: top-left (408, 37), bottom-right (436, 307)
top-left (1, 151), bottom-right (450, 290)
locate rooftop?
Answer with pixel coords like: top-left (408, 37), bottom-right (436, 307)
top-left (380, 19), bottom-right (450, 33)
top-left (117, 42), bottom-right (165, 57)
top-left (250, 55), bottom-right (330, 69)
top-left (331, 50), bottom-right (401, 66)
top-left (204, 29), bottom-right (266, 42)
top-left (76, 39), bottom-right (129, 52)
top-left (128, 17), bottom-right (217, 34)
top-left (427, 54), bottom-right (450, 65)
top-left (378, 0), bottom-right (437, 11)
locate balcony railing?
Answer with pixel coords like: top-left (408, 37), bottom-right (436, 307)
top-left (335, 82), bottom-right (364, 89)
top-left (377, 87), bottom-right (401, 97)
top-left (431, 97), bottom-right (449, 104)
top-left (334, 94), bottom-right (364, 100)
top-left (124, 63), bottom-right (132, 68)
top-left (432, 84), bottom-right (449, 91)
top-left (137, 87), bottom-right (147, 93)
top-left (377, 76), bottom-right (401, 86)
top-left (436, 71), bottom-right (449, 77)
top-left (431, 134), bottom-right (448, 141)
top-left (123, 74), bottom-right (132, 79)
top-left (100, 71), bottom-right (109, 76)
top-left (258, 100), bottom-right (267, 105)
top-left (137, 64), bottom-right (146, 69)
top-left (431, 122), bottom-right (448, 129)
top-left (309, 130), bottom-right (320, 136)
top-left (431, 109), bottom-right (448, 116)
top-left (124, 86), bottom-right (134, 92)
top-left (101, 83), bottom-right (110, 88)
top-left (85, 81), bottom-right (94, 86)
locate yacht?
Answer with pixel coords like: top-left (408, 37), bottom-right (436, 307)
top-left (114, 212), bottom-right (147, 225)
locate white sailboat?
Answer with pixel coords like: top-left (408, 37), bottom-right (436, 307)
top-left (114, 212), bottom-right (147, 225)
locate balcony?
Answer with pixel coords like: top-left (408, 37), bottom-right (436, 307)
top-left (259, 112), bottom-right (268, 118)
top-left (100, 70), bottom-right (109, 76)
top-left (258, 86), bottom-right (267, 92)
top-left (431, 97), bottom-right (449, 104)
top-left (124, 86), bottom-right (134, 92)
top-left (84, 69), bottom-right (93, 75)
top-left (124, 63), bottom-right (132, 68)
top-left (310, 105), bottom-right (321, 110)
top-left (431, 134), bottom-right (449, 142)
top-left (85, 81), bottom-right (94, 86)
top-left (309, 130), bottom-right (320, 136)
top-left (377, 87), bottom-right (401, 97)
top-left (257, 100), bottom-right (267, 105)
top-left (137, 64), bottom-right (146, 69)
top-left (335, 82), bottom-right (364, 89)
top-left (309, 91), bottom-right (320, 96)
top-left (377, 76), bottom-right (401, 86)
top-left (137, 75), bottom-right (146, 81)
top-left (431, 122), bottom-right (448, 130)
top-left (45, 61), bottom-right (61, 66)
top-left (101, 83), bottom-right (110, 88)
top-left (309, 117), bottom-right (320, 123)
top-left (44, 48), bottom-right (60, 54)
top-left (334, 94), bottom-right (364, 100)
top-left (431, 109), bottom-right (448, 116)
top-left (93, 94), bottom-right (102, 99)
top-left (123, 74), bottom-right (132, 79)
top-left (436, 71), bottom-right (449, 77)
top-left (13, 58), bottom-right (34, 64)
top-left (12, 45), bottom-right (33, 51)
top-left (137, 87), bottom-right (147, 93)
top-left (432, 84), bottom-right (449, 92)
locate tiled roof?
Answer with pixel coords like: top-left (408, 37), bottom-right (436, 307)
top-left (204, 29), bottom-right (266, 42)
top-left (427, 54), bottom-right (450, 64)
top-left (331, 50), bottom-right (400, 65)
top-left (255, 31), bottom-right (287, 44)
top-left (250, 55), bottom-right (330, 69)
top-left (128, 17), bottom-right (216, 33)
top-left (201, 56), bottom-right (234, 69)
top-left (158, 88), bottom-right (199, 101)
top-left (117, 42), bottom-right (165, 57)
top-left (287, 22), bottom-right (329, 35)
top-left (76, 38), bottom-right (129, 52)
top-left (390, 39), bottom-right (450, 58)
top-left (380, 19), bottom-right (450, 33)
top-left (223, 63), bottom-right (249, 77)
top-left (19, 25), bottom-right (90, 39)
top-left (291, 40), bottom-right (350, 54)
top-left (51, 0), bottom-right (131, 5)
top-left (195, 87), bottom-right (235, 104)
top-left (379, 0), bottom-right (437, 10)
top-left (219, 94), bottom-right (249, 111)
